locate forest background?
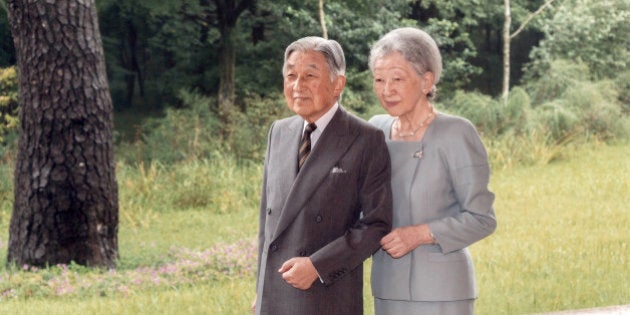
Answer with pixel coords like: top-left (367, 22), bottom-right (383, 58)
top-left (0, 0), bottom-right (628, 314)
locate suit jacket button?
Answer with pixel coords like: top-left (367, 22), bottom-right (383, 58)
top-left (316, 215), bottom-right (323, 223)
top-left (271, 244), bottom-right (278, 251)
top-left (267, 208), bottom-right (272, 215)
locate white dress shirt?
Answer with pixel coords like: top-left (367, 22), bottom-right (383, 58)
top-left (302, 102), bottom-right (339, 148)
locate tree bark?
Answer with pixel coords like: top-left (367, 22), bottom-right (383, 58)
top-left (503, 0), bottom-right (556, 102)
top-left (218, 24), bottom-right (236, 122)
top-left (213, 0), bottom-right (252, 121)
top-left (7, 0), bottom-right (119, 268)
top-left (319, 0), bottom-right (327, 39)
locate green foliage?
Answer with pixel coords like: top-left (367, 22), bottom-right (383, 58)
top-left (442, 90), bottom-right (504, 135)
top-left (423, 18), bottom-right (481, 96)
top-left (0, 66), bottom-right (18, 158)
top-left (613, 70), bottom-right (630, 115)
top-left (1, 143), bottom-right (628, 313)
top-left (0, 7), bottom-right (14, 67)
top-left (0, 162), bottom-right (12, 226)
top-left (115, 89), bottom-right (222, 164)
top-left (485, 129), bottom-right (574, 170)
top-left (557, 81), bottom-right (626, 141)
top-left (530, 100), bottom-right (580, 142)
top-left (527, 0), bottom-right (630, 81)
top-left (115, 154), bottom-right (261, 221)
top-left (524, 59), bottom-right (630, 142)
top-left (504, 87), bottom-right (531, 135)
top-left (99, 0), bottom-right (216, 109)
top-left (525, 59), bottom-right (591, 105)
top-left (415, 0), bottom-right (543, 96)
top-left (341, 69), bottom-right (383, 119)
top-left (117, 89), bottom-right (289, 164)
top-left (442, 75), bottom-right (629, 169)
top-left (326, 0), bottom-right (414, 70)
top-left (227, 93), bottom-right (291, 162)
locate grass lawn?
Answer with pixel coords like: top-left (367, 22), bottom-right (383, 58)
top-left (0, 143), bottom-right (628, 314)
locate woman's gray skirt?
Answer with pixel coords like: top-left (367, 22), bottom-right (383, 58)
top-left (374, 297), bottom-right (474, 315)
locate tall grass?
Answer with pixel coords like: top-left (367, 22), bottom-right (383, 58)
top-left (473, 143), bottom-right (630, 314)
top-left (0, 143), bottom-right (628, 314)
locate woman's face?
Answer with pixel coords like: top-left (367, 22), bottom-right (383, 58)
top-left (372, 52), bottom-right (430, 117)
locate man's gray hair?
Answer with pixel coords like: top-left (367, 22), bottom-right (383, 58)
top-left (369, 27), bottom-right (442, 100)
top-left (283, 36), bottom-right (346, 81)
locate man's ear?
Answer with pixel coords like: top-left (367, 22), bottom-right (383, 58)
top-left (334, 75), bottom-right (346, 96)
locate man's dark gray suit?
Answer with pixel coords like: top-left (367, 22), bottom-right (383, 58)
top-left (255, 107), bottom-right (392, 315)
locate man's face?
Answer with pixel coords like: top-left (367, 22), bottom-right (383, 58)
top-left (283, 51), bottom-right (345, 123)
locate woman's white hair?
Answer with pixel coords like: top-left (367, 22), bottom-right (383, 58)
top-left (369, 27), bottom-right (442, 100)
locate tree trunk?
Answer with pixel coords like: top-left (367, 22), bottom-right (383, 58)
top-left (319, 0), bottom-right (327, 39)
top-left (213, 0), bottom-right (252, 131)
top-left (7, 0), bottom-right (119, 268)
top-left (503, 0), bottom-right (556, 102)
top-left (502, 0), bottom-right (511, 102)
top-left (218, 24), bottom-right (236, 122)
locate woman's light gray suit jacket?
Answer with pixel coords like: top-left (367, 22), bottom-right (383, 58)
top-left (369, 113), bottom-right (496, 302)
top-left (256, 107), bottom-right (392, 315)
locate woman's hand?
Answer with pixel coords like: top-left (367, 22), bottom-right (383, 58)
top-left (380, 224), bottom-right (434, 258)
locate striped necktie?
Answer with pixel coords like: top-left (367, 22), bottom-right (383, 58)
top-left (298, 123), bottom-right (317, 171)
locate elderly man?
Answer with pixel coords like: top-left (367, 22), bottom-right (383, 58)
top-left (252, 36), bottom-right (392, 315)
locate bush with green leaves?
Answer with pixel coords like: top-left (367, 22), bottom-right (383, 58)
top-left (525, 60), bottom-right (630, 142)
top-left (442, 90), bottom-right (503, 136)
top-left (115, 89), bottom-right (222, 164)
top-left (227, 93), bottom-right (291, 162)
top-left (525, 59), bottom-right (591, 106)
top-left (526, 0), bottom-right (630, 81)
top-left (0, 66), bottom-right (18, 155)
top-left (441, 76), bottom-right (629, 169)
top-left (117, 89), bottom-right (290, 164)
top-left (613, 70), bottom-right (630, 115)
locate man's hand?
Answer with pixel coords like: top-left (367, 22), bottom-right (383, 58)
top-left (380, 224), bottom-right (431, 258)
top-left (278, 257), bottom-right (319, 290)
top-left (251, 295), bottom-right (256, 315)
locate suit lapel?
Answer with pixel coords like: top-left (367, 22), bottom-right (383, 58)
top-left (272, 108), bottom-right (359, 241)
top-left (272, 116), bottom-right (302, 196)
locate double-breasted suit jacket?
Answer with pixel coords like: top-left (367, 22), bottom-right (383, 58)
top-left (255, 107), bottom-right (392, 315)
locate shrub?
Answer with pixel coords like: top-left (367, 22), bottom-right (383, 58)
top-left (0, 66), bottom-right (19, 160)
top-left (117, 90), bottom-right (290, 164)
top-left (341, 69), bottom-right (381, 119)
top-left (442, 89), bottom-right (529, 137)
top-left (530, 100), bottom-right (580, 142)
top-left (613, 70), bottom-right (630, 115)
top-left (227, 93), bottom-right (290, 162)
top-left (504, 87), bottom-right (531, 135)
top-left (525, 59), bottom-right (591, 105)
top-left (443, 90), bottom-right (501, 136)
top-left (114, 89), bottom-right (222, 164)
top-left (560, 80), bottom-right (626, 141)
top-left (521, 59), bottom-right (630, 143)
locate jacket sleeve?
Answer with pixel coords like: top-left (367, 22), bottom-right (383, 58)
top-left (428, 120), bottom-right (497, 253)
top-left (256, 121), bottom-right (275, 290)
top-left (309, 127), bottom-right (393, 285)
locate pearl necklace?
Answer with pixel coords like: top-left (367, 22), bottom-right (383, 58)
top-left (394, 107), bottom-right (436, 138)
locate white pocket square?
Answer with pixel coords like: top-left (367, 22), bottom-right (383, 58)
top-left (331, 166), bottom-right (347, 174)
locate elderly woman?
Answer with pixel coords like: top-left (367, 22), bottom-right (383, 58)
top-left (368, 27), bottom-right (497, 314)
